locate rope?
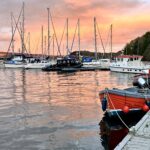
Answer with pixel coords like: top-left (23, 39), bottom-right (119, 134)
top-left (105, 89), bottom-right (130, 129)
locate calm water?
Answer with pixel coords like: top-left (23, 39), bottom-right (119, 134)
top-left (0, 69), bottom-right (134, 150)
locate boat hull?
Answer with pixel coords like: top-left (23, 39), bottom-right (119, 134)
top-left (4, 63), bottom-right (25, 68)
top-left (110, 66), bottom-right (149, 74)
top-left (99, 88), bottom-right (150, 113)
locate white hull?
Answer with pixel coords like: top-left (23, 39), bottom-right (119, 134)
top-left (25, 62), bottom-right (51, 69)
top-left (83, 59), bottom-right (110, 70)
top-left (110, 66), bottom-right (149, 74)
top-left (4, 63), bottom-right (25, 68)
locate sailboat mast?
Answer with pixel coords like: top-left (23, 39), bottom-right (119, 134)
top-left (41, 26), bottom-right (44, 56)
top-left (78, 18), bottom-right (80, 57)
top-left (66, 18), bottom-right (69, 55)
top-left (94, 17), bottom-right (97, 60)
top-left (47, 8), bottom-right (50, 56)
top-left (22, 2), bottom-right (25, 54)
top-left (44, 35), bottom-right (47, 56)
top-left (11, 12), bottom-right (14, 54)
top-left (110, 24), bottom-right (112, 59)
top-left (28, 32), bottom-right (30, 54)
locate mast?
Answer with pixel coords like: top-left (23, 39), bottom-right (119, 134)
top-left (47, 8), bottom-right (50, 56)
top-left (52, 34), bottom-right (55, 59)
top-left (22, 2), bottom-right (25, 54)
top-left (11, 12), bottom-right (14, 54)
top-left (78, 18), bottom-right (80, 57)
top-left (41, 26), bottom-right (44, 56)
top-left (44, 35), bottom-right (47, 56)
top-left (110, 24), bottom-right (112, 59)
top-left (28, 32), bottom-right (30, 54)
top-left (66, 18), bottom-right (69, 55)
top-left (94, 17), bottom-right (97, 60)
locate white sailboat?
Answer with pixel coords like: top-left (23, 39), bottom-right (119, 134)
top-left (25, 8), bottom-right (57, 69)
top-left (82, 17), bottom-right (110, 70)
top-left (4, 3), bottom-right (27, 68)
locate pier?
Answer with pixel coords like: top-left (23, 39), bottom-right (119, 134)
top-left (115, 110), bottom-right (150, 150)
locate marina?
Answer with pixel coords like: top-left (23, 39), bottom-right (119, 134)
top-left (1, 1), bottom-right (150, 150)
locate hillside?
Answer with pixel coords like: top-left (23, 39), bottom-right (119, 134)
top-left (124, 32), bottom-right (150, 61)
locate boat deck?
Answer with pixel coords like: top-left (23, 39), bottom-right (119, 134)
top-left (115, 110), bottom-right (150, 150)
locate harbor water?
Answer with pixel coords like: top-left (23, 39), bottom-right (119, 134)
top-left (0, 69), bottom-right (133, 150)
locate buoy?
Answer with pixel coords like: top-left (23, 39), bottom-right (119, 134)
top-left (142, 104), bottom-right (149, 112)
top-left (101, 97), bottom-right (107, 111)
top-left (123, 106), bottom-right (129, 114)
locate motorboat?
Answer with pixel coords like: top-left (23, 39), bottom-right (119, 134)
top-left (110, 55), bottom-right (150, 74)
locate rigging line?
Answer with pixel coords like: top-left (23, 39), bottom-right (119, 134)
top-left (70, 20), bottom-right (78, 53)
top-left (5, 7), bottom-right (23, 60)
top-left (106, 89), bottom-right (130, 129)
top-left (12, 14), bottom-right (28, 54)
top-left (96, 23), bottom-right (106, 55)
top-left (49, 10), bottom-right (61, 56)
top-left (104, 26), bottom-right (111, 51)
top-left (58, 20), bottom-right (67, 49)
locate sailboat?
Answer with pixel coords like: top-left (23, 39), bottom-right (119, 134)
top-left (25, 8), bottom-right (57, 69)
top-left (82, 18), bottom-right (110, 70)
top-left (4, 3), bottom-right (28, 68)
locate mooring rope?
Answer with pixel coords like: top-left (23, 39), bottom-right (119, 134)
top-left (105, 89), bottom-right (130, 130)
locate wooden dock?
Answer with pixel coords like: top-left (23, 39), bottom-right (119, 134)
top-left (115, 110), bottom-right (150, 150)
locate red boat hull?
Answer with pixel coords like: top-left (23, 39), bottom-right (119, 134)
top-left (100, 93), bottom-right (146, 110)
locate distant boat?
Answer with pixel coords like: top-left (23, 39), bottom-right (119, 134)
top-left (42, 56), bottom-right (82, 72)
top-left (82, 58), bottom-right (110, 70)
top-left (24, 58), bottom-right (56, 69)
top-left (99, 77), bottom-right (150, 116)
top-left (4, 54), bottom-right (27, 68)
top-left (110, 55), bottom-right (150, 74)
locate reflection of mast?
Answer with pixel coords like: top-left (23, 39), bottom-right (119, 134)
top-left (94, 17), bottom-right (97, 60)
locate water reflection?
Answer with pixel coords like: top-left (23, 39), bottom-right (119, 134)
top-left (0, 70), bottom-right (135, 150)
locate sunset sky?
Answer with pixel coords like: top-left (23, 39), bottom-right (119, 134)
top-left (0, 0), bottom-right (150, 55)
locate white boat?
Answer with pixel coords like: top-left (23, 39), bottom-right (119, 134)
top-left (110, 55), bottom-right (150, 74)
top-left (82, 59), bottom-right (110, 70)
top-left (25, 59), bottom-right (56, 69)
top-left (4, 55), bottom-right (26, 68)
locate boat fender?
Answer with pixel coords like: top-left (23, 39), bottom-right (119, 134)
top-left (101, 97), bottom-right (107, 111)
top-left (142, 104), bottom-right (149, 112)
top-left (123, 106), bottom-right (129, 114)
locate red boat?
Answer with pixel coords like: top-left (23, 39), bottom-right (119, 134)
top-left (99, 78), bottom-right (150, 115)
